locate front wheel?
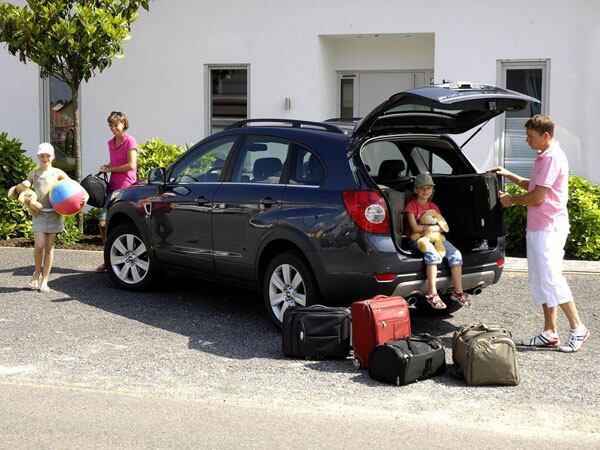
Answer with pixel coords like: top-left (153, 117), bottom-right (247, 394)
top-left (105, 223), bottom-right (156, 290)
top-left (262, 252), bottom-right (320, 328)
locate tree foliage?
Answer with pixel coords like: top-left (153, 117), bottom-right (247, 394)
top-left (0, 0), bottom-right (150, 182)
top-left (0, 0), bottom-right (149, 87)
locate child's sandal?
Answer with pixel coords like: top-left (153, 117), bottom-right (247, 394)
top-left (450, 291), bottom-right (472, 308)
top-left (426, 293), bottom-right (446, 309)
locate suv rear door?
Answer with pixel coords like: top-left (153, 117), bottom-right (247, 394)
top-left (211, 135), bottom-right (289, 281)
top-left (351, 82), bottom-right (540, 144)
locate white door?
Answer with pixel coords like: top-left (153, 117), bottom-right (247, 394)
top-left (338, 71), bottom-right (432, 119)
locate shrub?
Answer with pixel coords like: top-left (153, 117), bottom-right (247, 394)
top-left (565, 176), bottom-right (600, 260)
top-left (83, 207), bottom-right (101, 235)
top-left (504, 176), bottom-right (600, 260)
top-left (0, 132), bottom-right (36, 190)
top-left (56, 214), bottom-right (83, 245)
top-left (0, 193), bottom-right (32, 239)
top-left (504, 184), bottom-right (527, 254)
top-left (137, 138), bottom-right (187, 181)
top-left (0, 133), bottom-right (36, 239)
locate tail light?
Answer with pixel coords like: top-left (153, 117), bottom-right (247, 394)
top-left (342, 190), bottom-right (390, 234)
top-left (497, 257), bottom-right (505, 267)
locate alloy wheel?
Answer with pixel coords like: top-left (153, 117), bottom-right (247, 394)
top-left (268, 263), bottom-right (307, 322)
top-left (109, 233), bottom-right (150, 285)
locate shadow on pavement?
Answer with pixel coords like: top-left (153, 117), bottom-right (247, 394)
top-left (11, 265), bottom-right (461, 368)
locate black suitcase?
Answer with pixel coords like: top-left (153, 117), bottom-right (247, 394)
top-left (368, 334), bottom-right (446, 386)
top-left (80, 172), bottom-right (109, 208)
top-left (282, 305), bottom-right (351, 359)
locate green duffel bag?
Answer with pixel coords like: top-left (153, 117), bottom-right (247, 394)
top-left (452, 322), bottom-right (520, 386)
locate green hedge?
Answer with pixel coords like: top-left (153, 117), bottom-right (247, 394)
top-left (504, 176), bottom-right (600, 260)
top-left (0, 133), bottom-right (36, 239)
top-left (137, 137), bottom-right (187, 181)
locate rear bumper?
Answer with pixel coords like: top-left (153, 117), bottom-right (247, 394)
top-left (314, 233), bottom-right (505, 304)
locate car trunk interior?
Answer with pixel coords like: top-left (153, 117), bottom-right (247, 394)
top-left (360, 137), bottom-right (505, 255)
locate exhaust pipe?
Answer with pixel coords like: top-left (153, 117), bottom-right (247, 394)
top-left (406, 296), bottom-right (418, 306)
top-left (471, 287), bottom-right (483, 296)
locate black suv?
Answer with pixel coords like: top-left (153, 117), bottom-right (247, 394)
top-left (104, 82), bottom-right (538, 325)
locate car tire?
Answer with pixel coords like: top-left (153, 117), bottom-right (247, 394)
top-left (262, 252), bottom-right (320, 328)
top-left (105, 223), bottom-right (156, 290)
top-left (415, 293), bottom-right (462, 316)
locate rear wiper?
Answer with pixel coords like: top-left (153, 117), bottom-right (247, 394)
top-left (460, 119), bottom-right (491, 150)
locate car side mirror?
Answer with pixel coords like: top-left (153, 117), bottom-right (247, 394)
top-left (148, 167), bottom-right (166, 185)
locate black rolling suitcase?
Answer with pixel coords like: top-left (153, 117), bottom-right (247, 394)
top-left (80, 172), bottom-right (108, 207)
top-left (368, 334), bottom-right (446, 386)
top-left (282, 305), bottom-right (351, 359)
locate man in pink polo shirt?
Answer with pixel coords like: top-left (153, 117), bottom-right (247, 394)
top-left (488, 114), bottom-right (589, 352)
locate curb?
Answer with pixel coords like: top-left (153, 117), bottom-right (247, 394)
top-left (504, 256), bottom-right (600, 274)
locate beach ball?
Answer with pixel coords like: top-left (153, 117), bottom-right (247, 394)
top-left (49, 179), bottom-right (87, 216)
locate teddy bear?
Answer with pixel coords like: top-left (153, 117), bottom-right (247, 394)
top-left (7, 180), bottom-right (43, 216)
top-left (410, 209), bottom-right (450, 257)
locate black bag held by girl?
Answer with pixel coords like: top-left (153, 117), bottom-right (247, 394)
top-left (81, 172), bottom-right (108, 207)
top-left (368, 334), bottom-right (446, 386)
top-left (282, 305), bottom-right (351, 359)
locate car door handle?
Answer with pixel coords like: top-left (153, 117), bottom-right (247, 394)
top-left (260, 197), bottom-right (276, 207)
top-left (195, 196), bottom-right (209, 205)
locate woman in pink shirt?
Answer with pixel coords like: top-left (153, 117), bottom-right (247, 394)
top-left (96, 111), bottom-right (138, 272)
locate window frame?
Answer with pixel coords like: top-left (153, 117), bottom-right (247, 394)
top-left (495, 59), bottom-right (550, 171)
top-left (287, 142), bottom-right (327, 187)
top-left (204, 64), bottom-right (250, 137)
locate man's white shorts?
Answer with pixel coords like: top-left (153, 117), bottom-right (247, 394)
top-left (526, 230), bottom-right (573, 307)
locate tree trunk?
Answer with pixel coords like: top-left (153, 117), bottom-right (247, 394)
top-left (72, 88), bottom-right (84, 233)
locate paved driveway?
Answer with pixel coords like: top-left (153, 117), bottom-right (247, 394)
top-left (1, 247), bottom-right (599, 449)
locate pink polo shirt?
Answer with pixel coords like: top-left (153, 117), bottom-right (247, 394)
top-left (527, 141), bottom-right (570, 232)
top-left (108, 132), bottom-right (137, 190)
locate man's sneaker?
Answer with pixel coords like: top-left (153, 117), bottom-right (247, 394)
top-left (558, 326), bottom-right (590, 353)
top-left (520, 331), bottom-right (560, 348)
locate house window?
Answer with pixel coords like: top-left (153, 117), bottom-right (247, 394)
top-left (498, 60), bottom-right (549, 179)
top-left (41, 75), bottom-right (76, 176)
top-left (208, 66), bottom-right (248, 134)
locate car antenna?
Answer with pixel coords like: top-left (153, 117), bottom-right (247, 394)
top-left (459, 119), bottom-right (491, 150)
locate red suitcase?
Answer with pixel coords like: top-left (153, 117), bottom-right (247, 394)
top-left (351, 295), bottom-right (411, 369)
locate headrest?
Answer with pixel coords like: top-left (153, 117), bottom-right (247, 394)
top-left (378, 159), bottom-right (406, 179)
top-left (253, 157), bottom-right (283, 180)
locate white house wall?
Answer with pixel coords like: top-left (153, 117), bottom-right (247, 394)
top-left (1, 0), bottom-right (598, 183)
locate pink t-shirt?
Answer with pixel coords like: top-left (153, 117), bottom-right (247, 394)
top-left (403, 199), bottom-right (441, 237)
top-left (108, 132), bottom-right (137, 190)
top-left (527, 141), bottom-right (570, 232)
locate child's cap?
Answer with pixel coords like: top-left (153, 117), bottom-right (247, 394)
top-left (414, 173), bottom-right (435, 188)
top-left (37, 142), bottom-right (55, 157)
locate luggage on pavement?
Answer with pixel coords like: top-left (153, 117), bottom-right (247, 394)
top-left (351, 295), bottom-right (411, 369)
top-left (452, 322), bottom-right (520, 386)
top-left (368, 334), bottom-right (446, 386)
top-left (80, 172), bottom-right (108, 208)
top-left (282, 305), bottom-right (351, 359)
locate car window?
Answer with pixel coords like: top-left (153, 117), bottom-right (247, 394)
top-left (410, 147), bottom-right (453, 175)
top-left (289, 145), bottom-right (325, 185)
top-left (169, 137), bottom-right (237, 184)
top-left (231, 136), bottom-right (290, 183)
top-left (360, 141), bottom-right (409, 179)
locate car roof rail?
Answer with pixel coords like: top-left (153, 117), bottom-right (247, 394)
top-left (225, 118), bottom-right (346, 134)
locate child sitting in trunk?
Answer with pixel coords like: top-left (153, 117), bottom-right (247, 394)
top-left (403, 173), bottom-right (471, 309)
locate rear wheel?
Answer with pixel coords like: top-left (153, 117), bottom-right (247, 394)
top-left (105, 223), bottom-right (156, 290)
top-left (262, 252), bottom-right (320, 327)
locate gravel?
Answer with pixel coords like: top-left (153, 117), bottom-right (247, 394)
top-left (1, 247), bottom-right (599, 443)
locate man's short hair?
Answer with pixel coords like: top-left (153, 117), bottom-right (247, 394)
top-left (525, 114), bottom-right (554, 137)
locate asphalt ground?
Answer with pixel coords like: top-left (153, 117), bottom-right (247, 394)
top-left (1, 247), bottom-right (599, 449)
